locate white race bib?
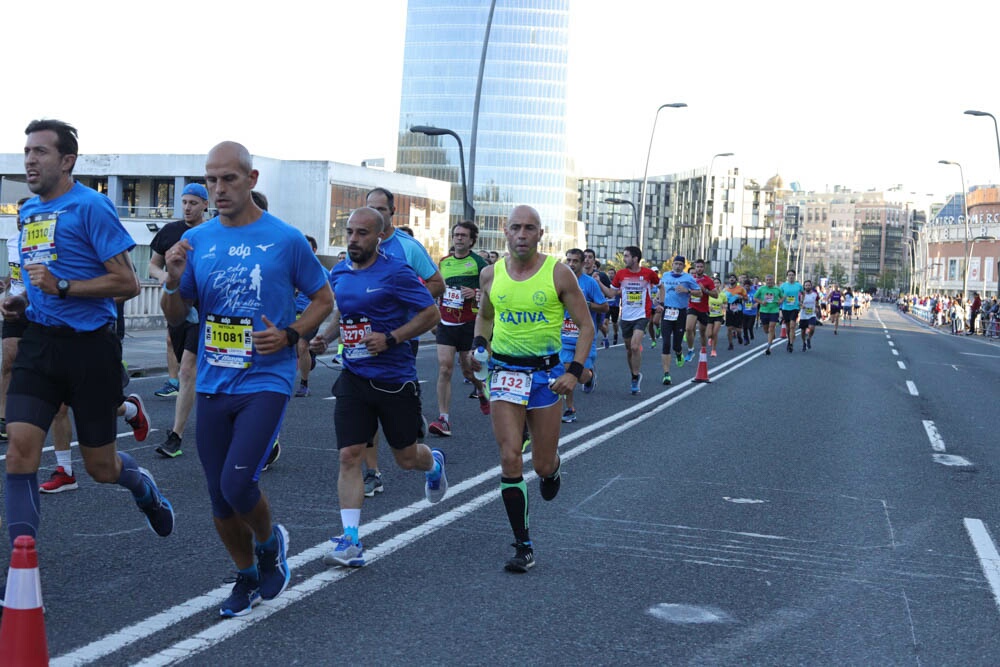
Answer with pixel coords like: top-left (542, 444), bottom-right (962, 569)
top-left (490, 369), bottom-right (532, 405)
top-left (664, 307), bottom-right (679, 321)
top-left (442, 286), bottom-right (464, 310)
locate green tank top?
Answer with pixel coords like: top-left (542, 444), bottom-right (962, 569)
top-left (490, 254), bottom-right (563, 358)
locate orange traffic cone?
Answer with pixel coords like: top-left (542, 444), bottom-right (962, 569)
top-left (691, 346), bottom-right (711, 383)
top-left (0, 536), bottom-right (49, 666)
top-left (779, 322), bottom-right (787, 339)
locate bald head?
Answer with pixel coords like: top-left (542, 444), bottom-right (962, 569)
top-left (207, 141), bottom-right (253, 174)
top-left (509, 205), bottom-right (541, 226)
top-left (348, 206), bottom-right (387, 235)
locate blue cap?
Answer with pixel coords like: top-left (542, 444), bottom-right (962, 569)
top-left (673, 255), bottom-right (686, 263)
top-left (182, 183), bottom-right (208, 200)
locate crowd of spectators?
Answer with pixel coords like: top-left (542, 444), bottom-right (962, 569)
top-left (898, 292), bottom-right (1000, 336)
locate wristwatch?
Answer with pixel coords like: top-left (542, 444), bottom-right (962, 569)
top-left (283, 327), bottom-right (300, 347)
top-left (57, 279), bottom-right (70, 299)
top-left (384, 332), bottom-right (398, 348)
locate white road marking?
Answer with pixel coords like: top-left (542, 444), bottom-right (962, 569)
top-left (892, 349), bottom-right (899, 356)
top-left (0, 430), bottom-right (152, 463)
top-left (897, 361), bottom-right (906, 369)
top-left (56, 344), bottom-right (770, 665)
top-left (888, 341), bottom-right (895, 347)
top-left (922, 420), bottom-right (946, 452)
top-left (960, 352), bottom-right (1000, 358)
top-left (933, 453), bottom-right (973, 467)
top-left (886, 334), bottom-right (891, 339)
top-left (964, 518), bottom-right (1000, 615)
top-left (906, 381), bottom-right (918, 395)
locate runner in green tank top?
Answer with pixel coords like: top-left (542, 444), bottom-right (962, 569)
top-left (473, 205), bottom-right (594, 573)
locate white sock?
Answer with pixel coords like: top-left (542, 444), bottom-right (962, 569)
top-left (341, 508), bottom-right (361, 543)
top-left (56, 449), bottom-right (73, 476)
top-left (440, 413), bottom-right (449, 422)
top-left (122, 401), bottom-right (138, 420)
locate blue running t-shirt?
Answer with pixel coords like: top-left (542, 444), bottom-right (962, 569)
top-left (178, 212), bottom-right (328, 396)
top-left (659, 271), bottom-right (701, 310)
top-left (561, 272), bottom-right (605, 353)
top-left (329, 252), bottom-right (435, 383)
top-left (19, 182), bottom-right (135, 331)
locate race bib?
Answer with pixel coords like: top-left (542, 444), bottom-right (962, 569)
top-left (729, 302), bottom-right (742, 312)
top-left (785, 295), bottom-right (796, 304)
top-left (490, 369), bottom-right (532, 405)
top-left (204, 314), bottom-right (253, 369)
top-left (690, 295), bottom-right (701, 304)
top-left (442, 286), bottom-right (464, 310)
top-left (765, 294), bottom-right (774, 303)
top-left (624, 290), bottom-right (643, 305)
top-left (341, 316), bottom-right (373, 360)
top-left (9, 263), bottom-right (21, 282)
top-left (561, 317), bottom-right (580, 339)
top-left (20, 215), bottom-right (58, 265)
top-left (803, 306), bottom-right (815, 317)
top-left (664, 307), bottom-right (679, 321)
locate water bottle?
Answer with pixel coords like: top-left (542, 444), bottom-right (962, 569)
top-left (473, 346), bottom-right (489, 382)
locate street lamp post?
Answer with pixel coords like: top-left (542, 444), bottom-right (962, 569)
top-left (639, 103), bottom-right (687, 253)
top-left (965, 110), bottom-right (1000, 176)
top-left (938, 160), bottom-right (970, 303)
top-left (604, 197), bottom-right (639, 248)
top-left (699, 152), bottom-right (734, 262)
top-left (410, 125), bottom-right (475, 222)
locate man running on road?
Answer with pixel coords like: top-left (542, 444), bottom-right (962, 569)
top-left (754, 274), bottom-right (783, 356)
top-left (657, 255), bottom-right (701, 385)
top-left (610, 246), bottom-right (659, 394)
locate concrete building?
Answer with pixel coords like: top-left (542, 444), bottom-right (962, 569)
top-left (0, 152), bottom-right (451, 326)
top-left (924, 185), bottom-right (1000, 297)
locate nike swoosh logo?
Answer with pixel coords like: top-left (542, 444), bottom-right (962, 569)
top-left (235, 465), bottom-right (248, 470)
top-left (366, 287), bottom-right (383, 293)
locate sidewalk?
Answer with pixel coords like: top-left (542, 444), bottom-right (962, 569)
top-left (122, 327), bottom-right (171, 377)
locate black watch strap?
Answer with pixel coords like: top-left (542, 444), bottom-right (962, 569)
top-left (384, 332), bottom-right (397, 348)
top-left (283, 327), bottom-right (300, 347)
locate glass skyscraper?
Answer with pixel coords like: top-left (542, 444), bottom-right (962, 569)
top-left (396, 0), bottom-right (578, 254)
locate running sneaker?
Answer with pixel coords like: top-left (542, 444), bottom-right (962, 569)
top-left (154, 380), bottom-right (179, 398)
top-left (602, 337), bottom-right (610, 349)
top-left (728, 342), bottom-right (734, 350)
top-left (219, 572), bottom-right (261, 617)
top-left (428, 417), bottom-right (452, 437)
top-left (155, 430), bottom-right (183, 458)
top-left (650, 338), bottom-right (657, 348)
top-left (787, 342), bottom-right (793, 353)
top-left (561, 409), bottom-right (577, 423)
top-left (135, 467), bottom-right (174, 537)
top-left (684, 348), bottom-right (696, 363)
top-left (255, 524), bottom-right (290, 601)
top-left (0, 417), bottom-right (7, 441)
top-left (613, 336), bottom-right (619, 345)
top-left (539, 460), bottom-right (561, 501)
top-left (39, 466), bottom-right (79, 493)
top-left (424, 449), bottom-right (448, 503)
top-left (323, 535), bottom-right (365, 567)
top-left (521, 424), bottom-right (531, 453)
top-left (363, 470), bottom-right (384, 497)
top-left (710, 348), bottom-right (717, 357)
top-left (675, 352), bottom-right (685, 368)
top-left (807, 338), bottom-right (812, 349)
top-left (331, 353), bottom-right (343, 366)
top-left (262, 439), bottom-right (281, 472)
top-left (765, 348), bottom-right (771, 356)
top-left (802, 341), bottom-right (807, 351)
top-left (504, 541), bottom-right (535, 573)
top-left (294, 384), bottom-right (310, 397)
top-left (468, 388), bottom-right (481, 399)
top-left (630, 373), bottom-right (643, 395)
top-left (478, 392), bottom-right (491, 415)
top-left (582, 369), bottom-right (596, 394)
top-left (124, 394), bottom-right (150, 442)
top-left (662, 372), bottom-right (671, 386)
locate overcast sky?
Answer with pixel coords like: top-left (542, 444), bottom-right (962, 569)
top-left (4, 0), bottom-right (999, 199)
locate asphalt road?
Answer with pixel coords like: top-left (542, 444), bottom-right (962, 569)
top-left (4, 304), bottom-right (1000, 666)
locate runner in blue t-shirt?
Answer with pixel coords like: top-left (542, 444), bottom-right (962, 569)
top-left (3, 119), bottom-right (175, 556)
top-left (656, 255), bottom-right (702, 385)
top-left (351, 187), bottom-right (445, 497)
top-left (741, 279), bottom-right (758, 345)
top-left (308, 206), bottom-right (446, 569)
top-left (779, 269), bottom-right (804, 353)
top-left (162, 141), bottom-right (333, 617)
top-left (559, 249), bottom-right (608, 423)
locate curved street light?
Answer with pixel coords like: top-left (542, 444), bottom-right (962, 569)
top-left (699, 152), bottom-right (734, 262)
top-left (604, 197), bottom-right (639, 243)
top-left (965, 110), bottom-right (1000, 176)
top-left (638, 103), bottom-right (687, 253)
top-left (938, 159), bottom-right (970, 303)
top-left (410, 125), bottom-right (475, 222)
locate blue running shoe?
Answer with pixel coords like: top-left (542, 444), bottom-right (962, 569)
top-left (684, 348), bottom-right (696, 363)
top-left (322, 535), bottom-right (365, 567)
top-left (602, 337), bottom-right (610, 349)
top-left (256, 524), bottom-right (290, 601)
top-left (630, 373), bottom-right (642, 395)
top-left (220, 572), bottom-right (261, 617)
top-left (582, 369), bottom-right (596, 394)
top-left (425, 449), bottom-right (448, 503)
top-left (561, 408), bottom-right (577, 423)
top-left (136, 467), bottom-right (174, 537)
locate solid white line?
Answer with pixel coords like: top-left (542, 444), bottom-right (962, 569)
top-left (0, 430), bottom-right (149, 463)
top-left (56, 345), bottom-right (770, 665)
top-left (922, 420), bottom-right (946, 452)
top-left (964, 518), bottom-right (1000, 615)
top-left (906, 381), bottom-right (918, 396)
top-left (897, 361), bottom-right (906, 369)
